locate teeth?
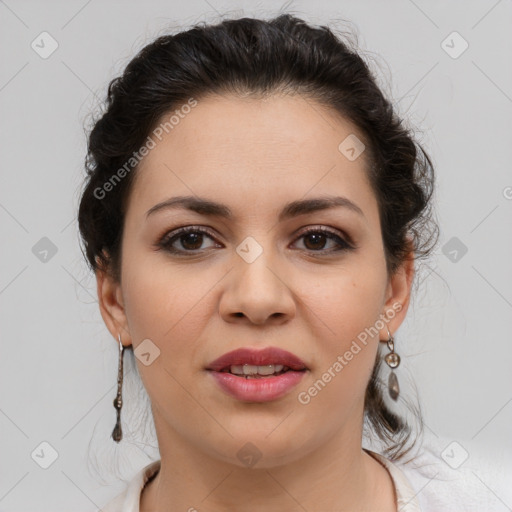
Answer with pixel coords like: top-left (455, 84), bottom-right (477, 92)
top-left (229, 364), bottom-right (285, 376)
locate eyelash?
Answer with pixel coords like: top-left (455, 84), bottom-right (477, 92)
top-left (156, 225), bottom-right (355, 256)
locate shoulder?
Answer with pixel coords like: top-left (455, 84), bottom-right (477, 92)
top-left (100, 459), bottom-right (161, 512)
top-left (389, 435), bottom-right (512, 512)
top-left (101, 491), bottom-right (126, 512)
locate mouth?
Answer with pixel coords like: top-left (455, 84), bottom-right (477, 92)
top-left (205, 346), bottom-right (308, 372)
top-left (217, 363), bottom-right (305, 379)
top-left (205, 346), bottom-right (308, 402)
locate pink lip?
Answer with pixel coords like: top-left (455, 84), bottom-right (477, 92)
top-left (208, 370), bottom-right (306, 402)
top-left (205, 347), bottom-right (308, 403)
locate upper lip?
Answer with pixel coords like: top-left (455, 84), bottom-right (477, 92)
top-left (206, 347), bottom-right (308, 372)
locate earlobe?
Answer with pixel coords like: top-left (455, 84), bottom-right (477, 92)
top-left (96, 268), bottom-right (132, 346)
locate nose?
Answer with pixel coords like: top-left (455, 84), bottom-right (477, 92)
top-left (219, 244), bottom-right (296, 325)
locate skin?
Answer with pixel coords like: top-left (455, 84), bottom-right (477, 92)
top-left (97, 93), bottom-right (414, 511)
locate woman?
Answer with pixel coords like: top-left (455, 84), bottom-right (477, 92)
top-left (77, 13), bottom-right (486, 512)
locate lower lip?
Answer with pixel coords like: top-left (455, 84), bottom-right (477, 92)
top-left (208, 370), bottom-right (306, 402)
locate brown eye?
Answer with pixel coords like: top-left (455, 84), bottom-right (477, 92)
top-left (179, 232), bottom-right (205, 250)
top-left (292, 227), bottom-right (352, 253)
top-left (158, 227), bottom-right (220, 254)
top-left (303, 232), bottom-right (328, 250)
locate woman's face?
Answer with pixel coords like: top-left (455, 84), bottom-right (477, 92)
top-left (98, 93), bottom-right (413, 467)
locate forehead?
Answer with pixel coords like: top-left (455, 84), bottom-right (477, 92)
top-left (126, 93), bottom-right (376, 222)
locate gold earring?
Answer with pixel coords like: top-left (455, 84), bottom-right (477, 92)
top-left (384, 325), bottom-right (400, 401)
top-left (111, 333), bottom-right (125, 442)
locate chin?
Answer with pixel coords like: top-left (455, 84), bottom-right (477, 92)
top-left (201, 426), bottom-right (311, 469)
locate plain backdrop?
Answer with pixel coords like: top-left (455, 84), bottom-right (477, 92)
top-left (1, 0), bottom-right (511, 510)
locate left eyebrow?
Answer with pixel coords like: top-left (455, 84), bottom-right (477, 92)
top-left (145, 195), bottom-right (366, 221)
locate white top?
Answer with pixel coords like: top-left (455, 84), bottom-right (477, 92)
top-left (101, 439), bottom-right (512, 511)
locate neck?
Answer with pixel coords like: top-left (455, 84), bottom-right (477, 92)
top-left (140, 413), bottom-right (396, 512)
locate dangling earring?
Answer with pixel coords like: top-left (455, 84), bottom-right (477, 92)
top-left (384, 325), bottom-right (400, 401)
top-left (111, 333), bottom-right (125, 443)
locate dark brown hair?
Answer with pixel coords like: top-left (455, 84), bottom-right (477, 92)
top-left (78, 13), bottom-right (439, 461)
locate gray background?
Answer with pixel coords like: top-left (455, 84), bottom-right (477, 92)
top-left (1, 0), bottom-right (511, 510)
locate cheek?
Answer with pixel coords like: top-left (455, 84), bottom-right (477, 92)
top-left (121, 255), bottom-right (219, 366)
top-left (120, 264), bottom-right (216, 421)
top-left (304, 261), bottom-right (386, 343)
top-left (297, 269), bottom-right (385, 406)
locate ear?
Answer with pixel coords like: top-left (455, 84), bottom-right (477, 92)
top-left (379, 239), bottom-right (415, 340)
top-left (96, 264), bottom-right (132, 347)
